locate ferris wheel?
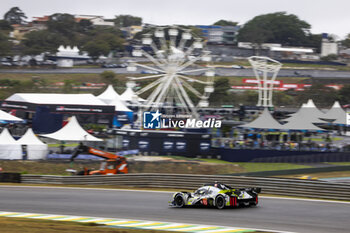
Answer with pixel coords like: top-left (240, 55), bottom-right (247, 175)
top-left (126, 26), bottom-right (215, 119)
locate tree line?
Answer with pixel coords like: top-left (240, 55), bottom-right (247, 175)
top-left (1, 7), bottom-right (350, 59)
top-left (0, 7), bottom-right (144, 58)
top-left (209, 77), bottom-right (350, 107)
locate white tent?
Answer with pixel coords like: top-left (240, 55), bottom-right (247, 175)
top-left (17, 128), bottom-right (48, 160)
top-left (0, 128), bottom-right (22, 160)
top-left (283, 99), bottom-right (326, 124)
top-left (120, 87), bottom-right (145, 103)
top-left (0, 110), bottom-right (24, 123)
top-left (282, 119), bottom-right (326, 131)
top-left (240, 108), bottom-right (285, 130)
top-left (97, 85), bottom-right (121, 104)
top-left (321, 101), bottom-right (347, 125)
top-left (40, 116), bottom-right (103, 141)
top-left (6, 93), bottom-right (106, 106)
top-left (282, 100), bottom-right (326, 131)
top-left (97, 85), bottom-right (132, 111)
top-left (109, 97), bottom-right (132, 112)
top-left (240, 106), bottom-right (326, 132)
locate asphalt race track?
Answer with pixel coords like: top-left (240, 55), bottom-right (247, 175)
top-left (0, 186), bottom-right (349, 233)
top-left (1, 67), bottom-right (350, 79)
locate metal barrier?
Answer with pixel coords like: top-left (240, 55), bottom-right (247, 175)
top-left (21, 173), bottom-right (350, 201)
top-left (0, 173), bottom-right (21, 183)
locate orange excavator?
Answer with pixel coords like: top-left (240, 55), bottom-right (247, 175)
top-left (70, 143), bottom-right (128, 175)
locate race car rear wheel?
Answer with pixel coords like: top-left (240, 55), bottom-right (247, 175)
top-left (251, 196), bottom-right (258, 206)
top-left (215, 195), bottom-right (225, 209)
top-left (175, 194), bottom-right (185, 208)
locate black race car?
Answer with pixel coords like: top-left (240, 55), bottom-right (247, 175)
top-left (170, 182), bottom-right (261, 209)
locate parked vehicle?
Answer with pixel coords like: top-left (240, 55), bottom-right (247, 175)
top-left (101, 63), bottom-right (127, 68)
top-left (141, 70), bottom-right (160, 74)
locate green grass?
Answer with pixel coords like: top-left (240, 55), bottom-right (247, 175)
top-left (304, 137), bottom-right (343, 142)
top-left (327, 162), bottom-right (350, 166)
top-left (199, 158), bottom-right (236, 164)
top-left (235, 163), bottom-right (312, 173)
top-left (161, 156), bottom-right (312, 173)
top-left (162, 155), bottom-right (200, 161)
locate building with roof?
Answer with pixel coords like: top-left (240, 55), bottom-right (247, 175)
top-left (74, 15), bottom-right (114, 26)
top-left (48, 45), bottom-right (90, 67)
top-left (196, 25), bottom-right (240, 45)
top-left (1, 93), bottom-right (115, 134)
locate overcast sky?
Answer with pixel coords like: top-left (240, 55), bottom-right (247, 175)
top-left (1, 0), bottom-right (349, 39)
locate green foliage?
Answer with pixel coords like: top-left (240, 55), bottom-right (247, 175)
top-left (84, 123), bottom-right (106, 131)
top-left (273, 91), bottom-right (295, 106)
top-left (47, 13), bottom-right (77, 40)
top-left (0, 31), bottom-right (12, 56)
top-left (62, 79), bottom-right (75, 93)
top-left (20, 13), bottom-right (124, 56)
top-left (238, 90), bottom-right (258, 105)
top-left (114, 15), bottom-right (142, 27)
top-left (0, 20), bottom-right (13, 31)
top-left (338, 84), bottom-right (350, 104)
top-left (0, 79), bottom-right (20, 86)
top-left (100, 71), bottom-right (116, 84)
top-left (209, 77), bottom-right (231, 105)
top-left (238, 12), bottom-right (311, 46)
top-left (77, 19), bottom-right (93, 32)
top-left (82, 40), bottom-right (110, 60)
top-left (304, 33), bottom-right (322, 53)
top-left (295, 83), bottom-right (338, 107)
top-left (97, 33), bottom-right (125, 51)
top-left (213, 20), bottom-right (238, 26)
top-left (341, 34), bottom-right (350, 48)
top-left (321, 54), bottom-right (338, 61)
top-left (22, 30), bottom-right (68, 55)
top-left (4, 7), bottom-right (27, 25)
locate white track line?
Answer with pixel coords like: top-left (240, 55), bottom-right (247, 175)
top-left (0, 210), bottom-right (296, 233)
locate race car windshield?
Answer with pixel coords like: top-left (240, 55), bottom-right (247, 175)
top-left (194, 188), bottom-right (207, 195)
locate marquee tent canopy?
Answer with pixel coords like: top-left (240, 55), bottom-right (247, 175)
top-left (17, 128), bottom-right (48, 160)
top-left (282, 119), bottom-right (326, 131)
top-left (120, 87), bottom-right (145, 103)
top-left (0, 110), bottom-right (24, 123)
top-left (109, 97), bottom-right (132, 112)
top-left (97, 85), bottom-right (132, 112)
top-left (239, 108), bottom-right (285, 130)
top-left (6, 93), bottom-right (107, 106)
top-left (97, 85), bottom-right (121, 104)
top-left (283, 99), bottom-right (326, 124)
top-left (321, 101), bottom-right (347, 125)
top-left (239, 106), bottom-right (326, 132)
top-left (40, 116), bottom-right (103, 141)
top-left (0, 128), bottom-right (22, 159)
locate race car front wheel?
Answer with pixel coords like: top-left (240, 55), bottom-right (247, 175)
top-left (175, 195), bottom-right (185, 208)
top-left (215, 195), bottom-right (225, 209)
